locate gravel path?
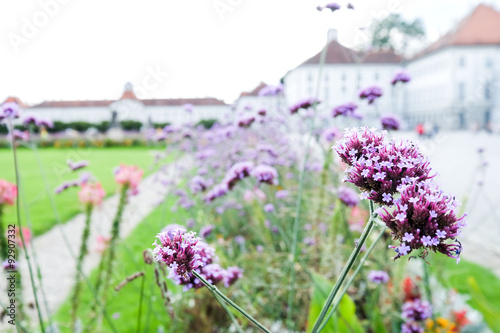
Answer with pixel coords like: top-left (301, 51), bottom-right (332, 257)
top-left (0, 158), bottom-right (185, 331)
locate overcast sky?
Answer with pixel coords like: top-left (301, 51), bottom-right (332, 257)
top-left (1, 0), bottom-right (499, 105)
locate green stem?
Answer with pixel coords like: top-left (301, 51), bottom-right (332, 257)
top-left (136, 271), bottom-right (146, 333)
top-left (99, 184), bottom-right (129, 317)
top-left (192, 271), bottom-right (271, 333)
top-left (287, 29), bottom-right (330, 329)
top-left (310, 201), bottom-right (377, 333)
top-left (423, 260), bottom-right (435, 323)
top-left (0, 205), bottom-right (7, 260)
top-left (316, 228), bottom-right (386, 332)
top-left (214, 293), bottom-right (245, 333)
top-left (71, 203), bottom-right (93, 329)
top-left (8, 119), bottom-right (45, 332)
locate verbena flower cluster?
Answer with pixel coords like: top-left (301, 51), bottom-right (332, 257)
top-left (338, 186), bottom-right (359, 207)
top-left (367, 270), bottom-right (389, 284)
top-left (332, 102), bottom-right (362, 119)
top-left (289, 98), bottom-right (321, 114)
top-left (334, 127), bottom-right (466, 262)
top-left (22, 115), bottom-right (54, 128)
top-left (359, 86), bottom-right (383, 104)
top-left (153, 228), bottom-right (242, 291)
top-left (391, 71), bottom-right (411, 85)
top-left (380, 114), bottom-right (400, 131)
top-left (0, 102), bottom-right (20, 122)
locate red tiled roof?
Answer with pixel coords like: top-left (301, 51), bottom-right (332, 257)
top-left (2, 96), bottom-right (29, 108)
top-left (417, 4), bottom-right (500, 57)
top-left (32, 100), bottom-right (114, 108)
top-left (239, 82), bottom-right (268, 97)
top-left (301, 40), bottom-right (402, 65)
top-left (142, 98), bottom-right (227, 106)
top-left (32, 98), bottom-right (226, 108)
top-left (120, 90), bottom-right (138, 100)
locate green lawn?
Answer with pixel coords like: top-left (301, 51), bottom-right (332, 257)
top-left (0, 147), bottom-right (164, 236)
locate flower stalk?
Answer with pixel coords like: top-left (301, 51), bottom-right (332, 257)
top-left (310, 200), bottom-right (377, 333)
top-left (192, 270), bottom-right (271, 333)
top-left (71, 203), bottom-right (93, 328)
top-left (316, 227), bottom-right (386, 332)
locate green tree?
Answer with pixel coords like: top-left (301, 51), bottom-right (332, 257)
top-left (370, 14), bottom-right (425, 53)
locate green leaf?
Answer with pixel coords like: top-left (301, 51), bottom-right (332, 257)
top-left (307, 274), bottom-right (364, 333)
top-left (467, 277), bottom-right (500, 332)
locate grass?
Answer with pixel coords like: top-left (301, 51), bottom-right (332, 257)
top-left (53, 196), bottom-right (180, 333)
top-left (0, 146), bottom-right (164, 236)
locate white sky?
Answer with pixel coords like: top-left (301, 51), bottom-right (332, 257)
top-left (1, 0), bottom-right (499, 105)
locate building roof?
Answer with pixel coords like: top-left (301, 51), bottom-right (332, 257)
top-left (239, 82), bottom-right (268, 97)
top-left (417, 4), bottom-right (500, 57)
top-left (2, 96), bottom-right (29, 108)
top-left (31, 97), bottom-right (226, 108)
top-left (300, 39), bottom-right (402, 66)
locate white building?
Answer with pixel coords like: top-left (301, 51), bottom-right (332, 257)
top-left (284, 4), bottom-right (500, 131)
top-left (8, 83), bottom-right (230, 127)
top-left (284, 29), bottom-right (405, 126)
top-left (405, 4), bottom-right (500, 130)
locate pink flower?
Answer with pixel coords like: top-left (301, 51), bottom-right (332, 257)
top-left (95, 235), bottom-right (110, 253)
top-left (114, 164), bottom-right (144, 190)
top-left (0, 180), bottom-right (17, 206)
top-left (13, 227), bottom-right (31, 249)
top-left (78, 182), bottom-right (106, 206)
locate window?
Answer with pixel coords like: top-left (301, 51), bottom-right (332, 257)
top-left (324, 73), bottom-right (329, 81)
top-left (459, 57), bottom-right (466, 67)
top-left (458, 82), bottom-right (465, 100)
top-left (342, 73), bottom-right (346, 81)
top-left (308, 73), bottom-right (313, 82)
top-left (374, 72), bottom-right (379, 81)
top-left (485, 58), bottom-right (493, 68)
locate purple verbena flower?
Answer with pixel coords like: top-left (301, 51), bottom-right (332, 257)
top-left (338, 186), bottom-right (359, 207)
top-left (153, 229), bottom-right (203, 278)
top-left (204, 183), bottom-right (229, 202)
top-left (67, 159), bottom-right (89, 171)
top-left (251, 164), bottom-right (279, 185)
top-left (289, 98), bottom-right (321, 114)
top-left (332, 102), bottom-right (362, 119)
top-left (54, 180), bottom-right (80, 194)
top-left (381, 114), bottom-right (401, 131)
top-left (264, 203), bottom-right (274, 212)
top-left (0, 102), bottom-right (20, 122)
top-left (222, 161), bottom-right (254, 190)
top-left (190, 176), bottom-right (212, 194)
top-left (275, 190), bottom-right (289, 199)
top-left (183, 103), bottom-right (194, 113)
top-left (359, 86), bottom-right (383, 104)
top-left (401, 299), bottom-right (432, 321)
top-left (334, 128), bottom-right (433, 205)
top-left (391, 71), bottom-right (411, 85)
top-left (401, 322), bottom-right (424, 333)
top-left (222, 266), bottom-right (244, 287)
top-left (237, 115), bottom-right (256, 128)
top-left (380, 181), bottom-right (466, 261)
top-left (368, 270), bottom-right (390, 284)
top-left (200, 225), bottom-right (214, 238)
